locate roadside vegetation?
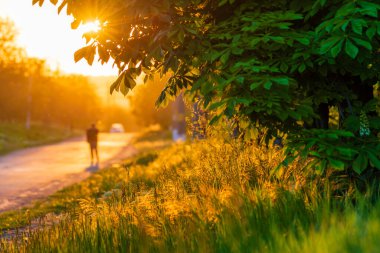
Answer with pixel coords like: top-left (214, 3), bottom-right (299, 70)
top-left (0, 122), bottom-right (80, 155)
top-left (0, 129), bottom-right (173, 231)
top-left (1, 128), bottom-right (379, 252)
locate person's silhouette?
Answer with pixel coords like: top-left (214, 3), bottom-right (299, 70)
top-left (86, 123), bottom-right (99, 164)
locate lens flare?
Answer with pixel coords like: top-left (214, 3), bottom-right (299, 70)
top-left (80, 20), bottom-right (101, 33)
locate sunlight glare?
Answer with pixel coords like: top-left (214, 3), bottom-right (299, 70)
top-left (0, 2), bottom-right (117, 76)
top-left (79, 20), bottom-right (101, 33)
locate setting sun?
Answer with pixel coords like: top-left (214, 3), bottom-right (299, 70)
top-left (0, 1), bottom-right (116, 76)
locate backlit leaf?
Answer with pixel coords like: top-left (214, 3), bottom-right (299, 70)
top-left (328, 158), bottom-right (345, 171)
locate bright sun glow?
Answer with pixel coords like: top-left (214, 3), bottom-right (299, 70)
top-left (79, 20), bottom-right (101, 33)
top-left (0, 2), bottom-right (117, 76)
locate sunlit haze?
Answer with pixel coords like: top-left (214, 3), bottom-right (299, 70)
top-left (0, 1), bottom-right (117, 76)
top-left (80, 20), bottom-right (101, 33)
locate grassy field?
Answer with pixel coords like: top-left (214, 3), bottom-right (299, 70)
top-left (0, 121), bottom-right (79, 155)
top-left (0, 133), bottom-right (379, 252)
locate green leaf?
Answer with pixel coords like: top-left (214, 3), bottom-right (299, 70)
top-left (352, 37), bottom-right (372, 50)
top-left (269, 36), bottom-right (285, 43)
top-left (295, 37), bottom-right (310, 46)
top-left (358, 1), bottom-right (379, 18)
top-left (250, 82), bottom-right (261, 90)
top-left (320, 37), bottom-right (341, 54)
top-left (330, 40), bottom-right (343, 58)
top-left (236, 76), bottom-right (245, 84)
top-left (366, 26), bottom-right (377, 40)
top-left (336, 147), bottom-right (357, 158)
top-left (273, 22), bottom-right (290, 29)
top-left (328, 158), bottom-right (345, 171)
top-left (298, 63), bottom-right (306, 73)
top-left (220, 52), bottom-right (230, 65)
top-left (353, 153), bottom-right (368, 174)
top-left (345, 39), bottom-right (359, 59)
top-left (337, 130), bottom-right (355, 137)
top-left (309, 151), bottom-right (321, 157)
top-left (367, 152), bottom-right (380, 170)
top-left (272, 77), bottom-right (289, 85)
top-left (264, 81), bottom-right (272, 90)
top-left (336, 3), bottom-right (356, 17)
top-left (210, 51), bottom-right (224, 63)
top-left (351, 19), bottom-right (363, 35)
top-left (341, 20), bottom-right (350, 31)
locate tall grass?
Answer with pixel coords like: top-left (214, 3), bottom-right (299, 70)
top-left (1, 138), bottom-right (379, 252)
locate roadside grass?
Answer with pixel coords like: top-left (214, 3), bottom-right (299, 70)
top-left (0, 129), bottom-right (172, 231)
top-left (0, 121), bottom-right (79, 155)
top-left (1, 135), bottom-right (379, 252)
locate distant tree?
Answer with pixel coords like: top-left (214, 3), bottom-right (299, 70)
top-left (0, 18), bottom-right (102, 128)
top-left (0, 18), bottom-right (27, 121)
top-left (0, 18), bottom-right (25, 66)
top-left (128, 75), bottom-right (173, 129)
top-left (45, 73), bottom-right (101, 129)
top-left (37, 0), bottom-right (380, 175)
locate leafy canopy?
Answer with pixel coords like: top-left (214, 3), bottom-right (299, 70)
top-left (35, 0), bottom-right (380, 174)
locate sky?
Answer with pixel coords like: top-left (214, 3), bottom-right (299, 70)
top-left (0, 0), bottom-right (118, 76)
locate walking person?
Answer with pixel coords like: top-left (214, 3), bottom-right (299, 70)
top-left (86, 123), bottom-right (99, 165)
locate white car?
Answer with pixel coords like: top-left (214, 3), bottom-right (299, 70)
top-left (110, 123), bottom-right (125, 133)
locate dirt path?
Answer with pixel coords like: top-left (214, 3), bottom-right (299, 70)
top-left (0, 133), bottom-right (137, 212)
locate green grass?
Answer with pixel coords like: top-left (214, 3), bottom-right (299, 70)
top-left (0, 121), bottom-right (79, 155)
top-left (1, 137), bottom-right (379, 252)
